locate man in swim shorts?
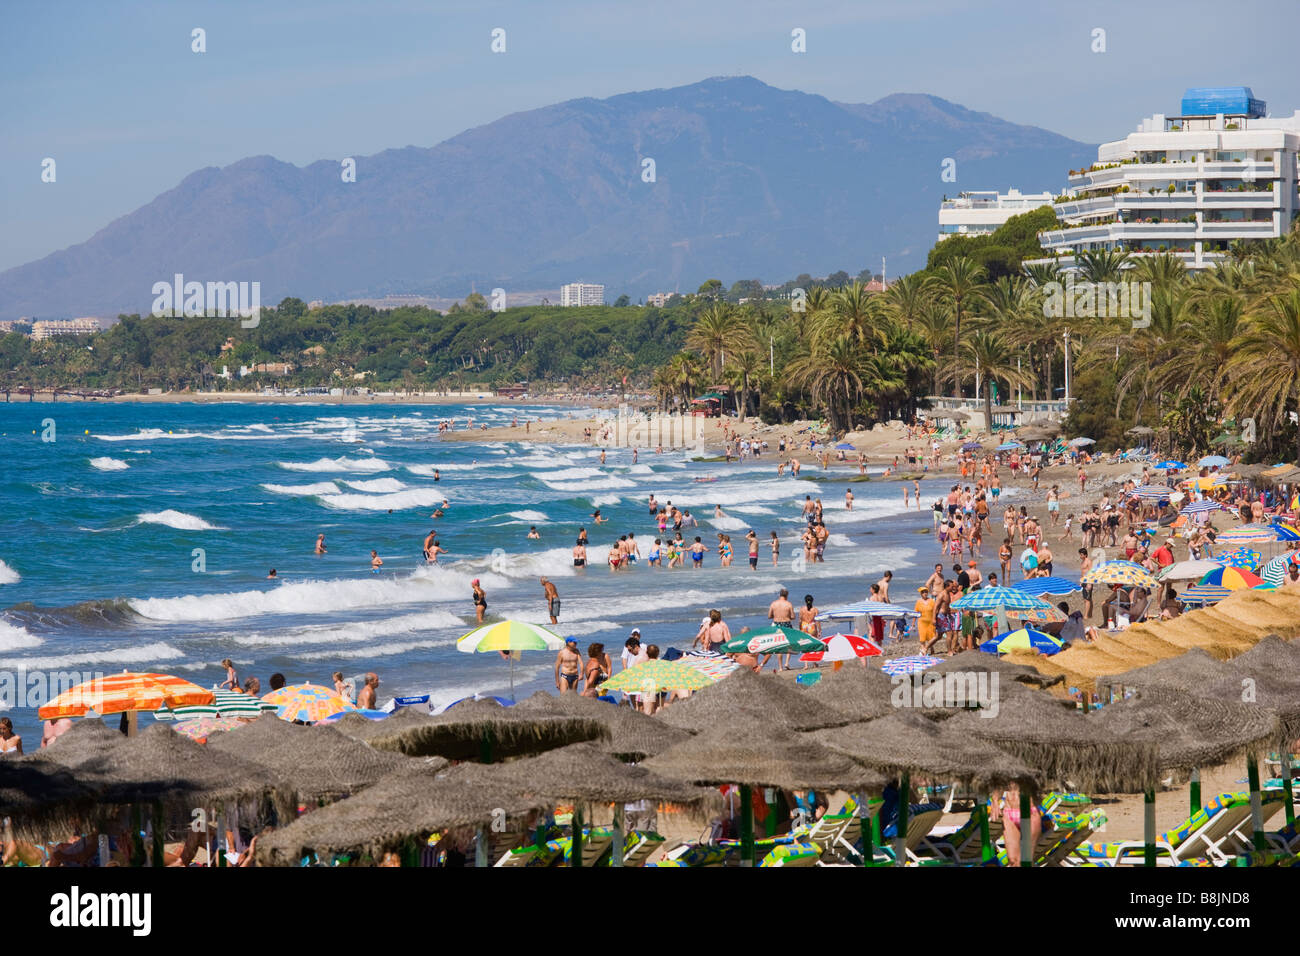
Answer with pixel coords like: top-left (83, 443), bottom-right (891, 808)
top-left (555, 638), bottom-right (582, 694)
top-left (541, 577), bottom-right (560, 625)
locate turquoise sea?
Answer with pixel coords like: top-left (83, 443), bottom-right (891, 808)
top-left (0, 400), bottom-right (950, 740)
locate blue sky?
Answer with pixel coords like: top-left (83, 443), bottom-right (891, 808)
top-left (3, 0), bottom-right (1298, 272)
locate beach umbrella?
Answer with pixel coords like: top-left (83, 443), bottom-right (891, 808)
top-left (1082, 561), bottom-right (1158, 590)
top-left (657, 667), bottom-right (852, 733)
top-left (260, 684), bottom-right (356, 723)
top-left (1095, 648), bottom-right (1225, 699)
top-left (153, 689), bottom-right (278, 721)
top-left (172, 716), bottom-right (246, 743)
top-left (456, 619), bottom-right (567, 701)
top-left (318, 708), bottom-right (389, 722)
top-left (1198, 455), bottom-right (1231, 468)
top-left (1068, 437), bottom-right (1095, 447)
top-left (1269, 520), bottom-right (1300, 541)
top-left (676, 652), bottom-right (742, 681)
top-left (1179, 499), bottom-right (1224, 516)
top-left (1009, 576), bottom-right (1080, 597)
top-left (1180, 584), bottom-right (1233, 605)
top-left (719, 624), bottom-right (824, 657)
top-left (1217, 524), bottom-right (1283, 544)
top-left (0, 754), bottom-right (100, 844)
top-left (979, 628), bottom-right (1064, 656)
top-left (601, 659), bottom-right (716, 694)
top-left (1153, 461), bottom-right (1185, 470)
top-left (1215, 547), bottom-right (1261, 570)
top-left (38, 672), bottom-right (213, 721)
top-left (961, 441), bottom-right (983, 452)
top-left (255, 762), bottom-right (548, 867)
top-left (817, 600), bottom-right (919, 620)
top-left (1188, 475), bottom-right (1229, 491)
top-left (927, 650), bottom-right (1066, 691)
top-left (1156, 559), bottom-right (1222, 583)
top-left (836, 442), bottom-right (855, 450)
top-left (879, 655), bottom-right (942, 676)
top-left (803, 665), bottom-right (901, 723)
top-left (1130, 484), bottom-right (1173, 500)
top-left (1197, 566), bottom-right (1264, 590)
top-left (514, 692), bottom-right (692, 761)
top-left (951, 586), bottom-right (1054, 612)
top-left (333, 698), bottom-right (609, 763)
top-left (643, 725), bottom-right (887, 866)
top-left (996, 441), bottom-right (1025, 451)
top-left (798, 633), bottom-right (881, 663)
top-left (1005, 605), bottom-right (1066, 625)
top-left (1259, 552), bottom-right (1300, 586)
top-left (207, 713), bottom-right (413, 804)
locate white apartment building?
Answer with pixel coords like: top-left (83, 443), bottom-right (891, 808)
top-left (30, 317), bottom-right (101, 340)
top-left (938, 188), bottom-right (1053, 241)
top-left (646, 292), bottom-right (671, 307)
top-left (1035, 87), bottom-right (1300, 271)
top-left (559, 282), bottom-right (605, 307)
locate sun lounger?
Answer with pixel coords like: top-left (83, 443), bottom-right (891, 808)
top-left (495, 845), bottom-right (540, 867)
top-left (881, 805), bottom-right (945, 864)
top-left (791, 812), bottom-right (862, 864)
top-left (758, 842), bottom-right (822, 867)
top-left (918, 810), bottom-right (1004, 863)
top-left (614, 830), bottom-right (666, 867)
top-left (661, 842), bottom-right (730, 866)
top-left (1072, 792), bottom-right (1266, 866)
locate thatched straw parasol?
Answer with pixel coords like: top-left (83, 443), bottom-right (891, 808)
top-left (255, 765), bottom-right (548, 866)
top-left (926, 650), bottom-right (1066, 690)
top-left (1088, 687), bottom-right (1278, 781)
top-left (206, 714), bottom-right (413, 803)
top-left (0, 753), bottom-right (100, 843)
top-left (41, 717), bottom-right (128, 765)
top-left (945, 686), bottom-right (1158, 794)
top-left (1095, 647), bottom-right (1225, 698)
top-left (801, 665), bottom-right (899, 721)
top-left (513, 692), bottom-right (691, 760)
top-left (333, 699), bottom-right (609, 761)
top-left (657, 668), bottom-right (853, 732)
top-left (51, 722), bottom-right (297, 822)
top-left (1203, 636), bottom-right (1300, 742)
top-left (810, 711), bottom-right (1041, 791)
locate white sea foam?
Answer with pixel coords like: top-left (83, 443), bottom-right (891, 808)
top-left (137, 510), bottom-right (223, 531)
top-left (0, 620), bottom-right (41, 650)
top-left (665, 479), bottom-right (821, 508)
top-left (341, 478), bottom-right (408, 493)
top-left (89, 457), bottom-right (129, 471)
top-left (0, 641), bottom-right (182, 670)
top-left (261, 481), bottom-right (341, 496)
top-left (532, 467), bottom-right (607, 482)
top-left (279, 456), bottom-right (391, 473)
top-left (505, 510), bottom-right (549, 523)
top-left (318, 489), bottom-right (447, 511)
top-left (0, 560), bottom-right (20, 585)
top-left (296, 638), bottom-right (459, 661)
top-left (708, 516), bottom-right (754, 532)
top-left (589, 494), bottom-right (621, 507)
top-left (541, 476), bottom-right (637, 492)
top-left (232, 610), bottom-right (466, 648)
top-left (406, 462), bottom-right (511, 475)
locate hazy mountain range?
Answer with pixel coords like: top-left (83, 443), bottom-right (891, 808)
top-left (0, 76), bottom-right (1095, 319)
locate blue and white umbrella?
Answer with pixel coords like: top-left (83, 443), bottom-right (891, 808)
top-left (951, 586), bottom-right (1054, 612)
top-left (1130, 485), bottom-right (1173, 500)
top-left (1260, 552), bottom-right (1300, 586)
top-left (1068, 437), bottom-right (1095, 447)
top-left (1198, 455), bottom-right (1231, 468)
top-left (880, 655), bottom-right (942, 676)
top-left (1154, 460), bottom-right (1185, 470)
top-left (1009, 576), bottom-right (1082, 596)
top-left (817, 600), bottom-right (919, 621)
top-left (1181, 584), bottom-right (1232, 605)
top-left (1180, 499), bottom-right (1224, 516)
top-left (996, 441), bottom-right (1025, 451)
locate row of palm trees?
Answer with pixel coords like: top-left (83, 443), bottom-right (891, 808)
top-left (656, 223), bottom-right (1300, 459)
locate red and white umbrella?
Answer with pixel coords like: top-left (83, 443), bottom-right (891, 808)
top-left (799, 633), bottom-right (882, 663)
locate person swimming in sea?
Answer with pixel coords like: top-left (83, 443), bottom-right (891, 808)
top-left (370, 550), bottom-right (383, 571)
top-left (315, 533), bottom-right (327, 554)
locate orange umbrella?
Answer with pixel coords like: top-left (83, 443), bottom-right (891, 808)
top-left (38, 671), bottom-right (214, 720)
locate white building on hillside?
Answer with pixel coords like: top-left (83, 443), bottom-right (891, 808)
top-left (1034, 87), bottom-right (1300, 271)
top-left (560, 282), bottom-right (605, 307)
top-left (31, 318), bottom-right (101, 340)
top-left (938, 189), bottom-right (1053, 241)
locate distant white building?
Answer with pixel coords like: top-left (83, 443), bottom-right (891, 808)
top-left (646, 292), bottom-right (673, 307)
top-left (1034, 87), bottom-right (1300, 271)
top-left (560, 282), bottom-right (605, 307)
top-left (30, 317), bottom-right (101, 340)
top-left (938, 189), bottom-right (1053, 242)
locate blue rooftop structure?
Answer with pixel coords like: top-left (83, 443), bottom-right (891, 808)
top-left (1181, 87), bottom-right (1266, 118)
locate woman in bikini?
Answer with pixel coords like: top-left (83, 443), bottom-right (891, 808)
top-left (580, 643), bottom-right (611, 698)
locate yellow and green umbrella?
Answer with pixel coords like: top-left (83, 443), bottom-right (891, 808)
top-left (602, 659), bottom-right (716, 695)
top-left (261, 683), bottom-right (356, 723)
top-left (457, 619), bottom-right (566, 700)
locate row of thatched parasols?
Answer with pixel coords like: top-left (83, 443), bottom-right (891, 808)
top-left (2, 643), bottom-right (1296, 867)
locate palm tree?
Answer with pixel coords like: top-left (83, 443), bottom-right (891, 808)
top-left (1076, 249), bottom-right (1131, 283)
top-left (686, 305), bottom-right (752, 382)
top-left (910, 302), bottom-right (953, 397)
top-left (726, 349), bottom-right (763, 419)
top-left (814, 281), bottom-right (879, 349)
top-left (963, 331), bottom-right (1034, 436)
top-left (927, 257), bottom-right (986, 397)
top-left (784, 335), bottom-right (873, 434)
top-left (1228, 288), bottom-right (1300, 461)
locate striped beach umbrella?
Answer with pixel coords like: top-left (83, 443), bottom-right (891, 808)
top-left (816, 600), bottom-right (919, 620)
top-left (1181, 584), bottom-right (1232, 605)
top-left (1215, 547), bottom-right (1261, 570)
top-left (38, 671), bottom-right (214, 720)
top-left (172, 716), bottom-right (246, 743)
top-left (261, 683), bottom-right (356, 723)
top-left (601, 659), bottom-right (715, 694)
top-left (1216, 524), bottom-right (1282, 544)
top-left (1197, 566), bottom-right (1264, 591)
top-left (979, 628), bottom-right (1063, 656)
top-left (1082, 561), bottom-right (1158, 589)
top-left (457, 619), bottom-right (567, 700)
top-left (1009, 576), bottom-right (1081, 596)
top-left (1130, 485), bottom-right (1174, 500)
top-left (1269, 520), bottom-right (1300, 541)
top-left (1179, 499), bottom-right (1224, 516)
top-left (951, 586), bottom-right (1054, 612)
top-left (798, 633), bottom-right (882, 663)
top-left (880, 656), bottom-right (942, 676)
top-left (678, 652), bottom-right (742, 680)
top-left (153, 689), bottom-right (278, 721)
top-left (1259, 552), bottom-right (1300, 586)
